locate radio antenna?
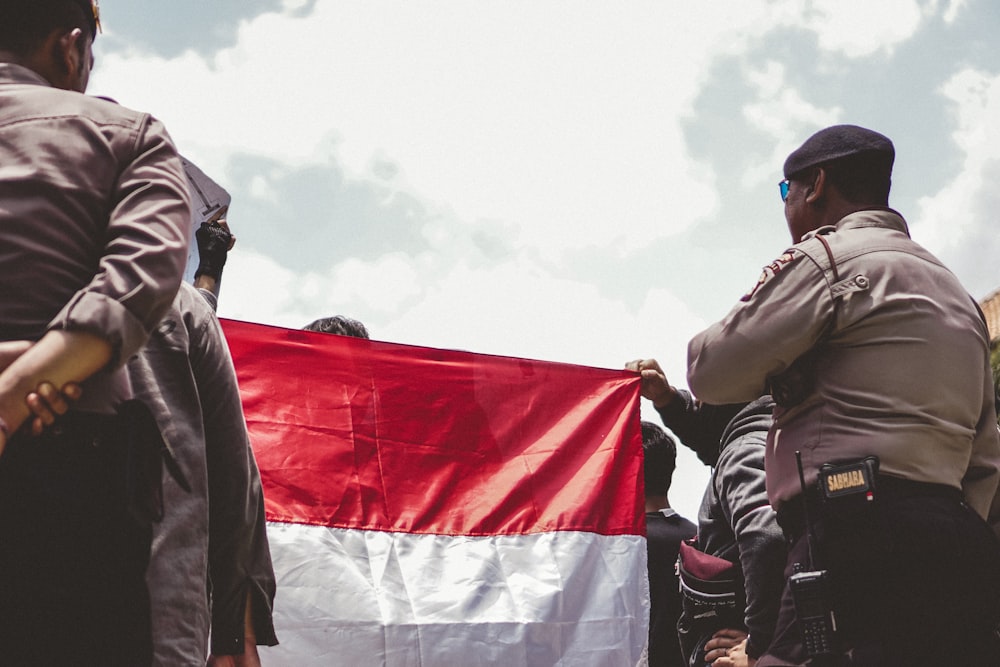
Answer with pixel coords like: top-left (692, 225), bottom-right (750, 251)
top-left (795, 450), bottom-right (818, 569)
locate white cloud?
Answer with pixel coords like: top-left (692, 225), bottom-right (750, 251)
top-left (92, 2), bottom-right (820, 260)
top-left (740, 60), bottom-right (843, 189)
top-left (219, 249), bottom-right (427, 330)
top-left (216, 249), bottom-right (304, 327)
top-left (219, 242), bottom-right (706, 374)
top-left (912, 67), bottom-right (1000, 298)
top-left (798, 0), bottom-right (928, 58)
top-left (326, 254), bottom-right (423, 314)
top-left (89, 1), bottom-right (945, 272)
top-left (247, 173), bottom-right (280, 204)
top-left (942, 0), bottom-right (969, 23)
top-left (380, 258), bottom-right (677, 366)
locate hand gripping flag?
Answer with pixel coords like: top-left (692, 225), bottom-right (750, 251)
top-left (222, 319), bottom-right (649, 666)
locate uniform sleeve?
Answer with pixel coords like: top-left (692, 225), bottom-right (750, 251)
top-left (962, 360), bottom-right (1000, 521)
top-left (48, 115), bottom-right (191, 366)
top-left (186, 305), bottom-right (278, 653)
top-left (687, 245), bottom-right (834, 405)
top-left (713, 438), bottom-right (785, 659)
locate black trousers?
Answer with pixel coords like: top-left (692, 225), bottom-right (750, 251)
top-left (0, 411), bottom-right (154, 666)
top-left (760, 487), bottom-right (1000, 666)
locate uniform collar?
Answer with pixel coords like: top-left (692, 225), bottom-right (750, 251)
top-left (834, 208), bottom-right (909, 236)
top-left (0, 62), bottom-right (53, 88)
top-left (802, 208), bottom-right (909, 242)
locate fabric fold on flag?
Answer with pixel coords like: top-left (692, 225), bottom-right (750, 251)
top-left (222, 319), bottom-right (649, 666)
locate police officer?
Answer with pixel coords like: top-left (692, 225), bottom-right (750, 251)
top-left (0, 0), bottom-right (190, 664)
top-left (686, 125), bottom-right (1000, 665)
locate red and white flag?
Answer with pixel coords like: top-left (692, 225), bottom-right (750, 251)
top-left (223, 320), bottom-right (649, 666)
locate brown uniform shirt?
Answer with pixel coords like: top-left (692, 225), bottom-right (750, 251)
top-left (688, 209), bottom-right (1000, 518)
top-left (0, 63), bottom-right (191, 412)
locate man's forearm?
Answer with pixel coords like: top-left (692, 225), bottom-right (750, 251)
top-left (0, 330), bottom-right (112, 445)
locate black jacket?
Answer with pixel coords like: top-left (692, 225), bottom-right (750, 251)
top-left (658, 393), bottom-right (785, 661)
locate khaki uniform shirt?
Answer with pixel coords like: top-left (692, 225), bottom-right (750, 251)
top-left (688, 209), bottom-right (1000, 518)
top-left (0, 63), bottom-right (190, 412)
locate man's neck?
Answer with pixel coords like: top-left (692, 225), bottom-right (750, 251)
top-left (815, 193), bottom-right (886, 231)
top-left (0, 51), bottom-right (55, 87)
top-left (0, 51), bottom-right (27, 67)
top-left (645, 496), bottom-right (670, 513)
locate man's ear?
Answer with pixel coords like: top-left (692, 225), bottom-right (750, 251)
top-left (804, 167), bottom-right (827, 205)
top-left (61, 28), bottom-right (85, 72)
top-left (46, 27), bottom-right (88, 91)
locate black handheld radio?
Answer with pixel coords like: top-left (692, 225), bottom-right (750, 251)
top-left (789, 450), bottom-right (837, 658)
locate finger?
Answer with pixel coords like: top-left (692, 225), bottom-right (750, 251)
top-left (705, 648), bottom-right (727, 661)
top-left (207, 205), bottom-right (229, 223)
top-left (712, 628), bottom-right (749, 640)
top-left (62, 382), bottom-right (83, 402)
top-left (37, 381), bottom-right (70, 416)
top-left (25, 391), bottom-right (56, 425)
top-left (705, 638), bottom-right (738, 652)
top-left (704, 639), bottom-right (732, 653)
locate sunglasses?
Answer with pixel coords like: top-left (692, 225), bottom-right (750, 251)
top-left (92, 0), bottom-right (102, 34)
top-left (779, 179), bottom-right (790, 202)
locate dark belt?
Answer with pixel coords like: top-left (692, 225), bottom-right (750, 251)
top-left (776, 474), bottom-right (963, 539)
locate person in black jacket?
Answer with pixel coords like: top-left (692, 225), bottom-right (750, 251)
top-left (642, 420), bottom-right (697, 667)
top-left (628, 359), bottom-right (785, 667)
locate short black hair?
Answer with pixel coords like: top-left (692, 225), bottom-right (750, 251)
top-left (302, 315), bottom-right (370, 339)
top-left (0, 0), bottom-right (95, 55)
top-left (641, 421), bottom-right (677, 498)
top-left (817, 151), bottom-right (893, 204)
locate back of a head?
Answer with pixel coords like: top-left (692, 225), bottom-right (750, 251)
top-left (641, 421), bottom-right (677, 498)
top-left (0, 0), bottom-right (97, 55)
top-left (784, 124), bottom-right (895, 205)
top-left (302, 315), bottom-right (370, 339)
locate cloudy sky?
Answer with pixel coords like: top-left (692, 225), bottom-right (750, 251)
top-left (91, 0), bottom-right (1000, 517)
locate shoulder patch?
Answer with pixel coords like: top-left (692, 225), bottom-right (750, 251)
top-left (741, 251), bottom-right (798, 302)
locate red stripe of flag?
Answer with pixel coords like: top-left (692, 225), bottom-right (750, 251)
top-left (222, 319), bottom-right (645, 538)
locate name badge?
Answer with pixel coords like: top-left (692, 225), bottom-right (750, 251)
top-left (819, 457), bottom-right (879, 502)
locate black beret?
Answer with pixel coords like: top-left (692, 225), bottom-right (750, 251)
top-left (783, 124), bottom-right (894, 179)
